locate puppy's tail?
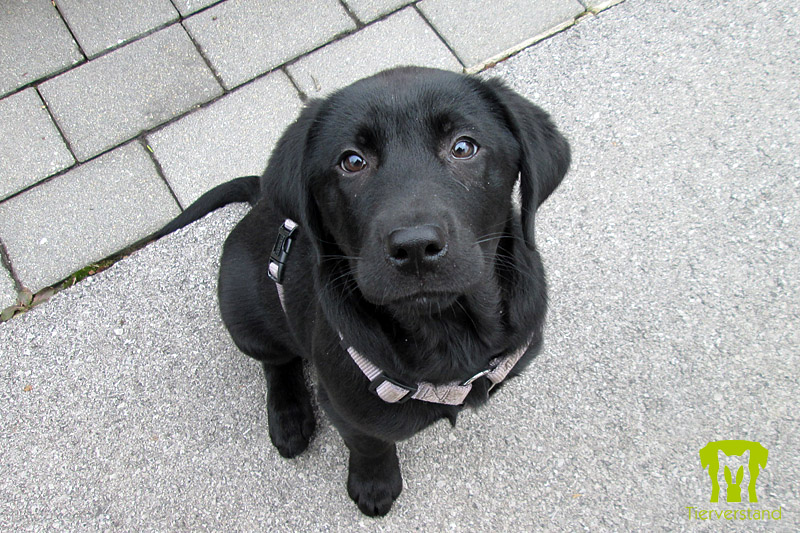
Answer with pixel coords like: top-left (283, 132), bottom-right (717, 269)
top-left (151, 175), bottom-right (260, 240)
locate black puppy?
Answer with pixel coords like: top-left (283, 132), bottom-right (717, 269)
top-left (155, 67), bottom-right (570, 516)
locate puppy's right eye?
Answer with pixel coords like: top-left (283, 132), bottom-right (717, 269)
top-left (340, 152), bottom-right (367, 173)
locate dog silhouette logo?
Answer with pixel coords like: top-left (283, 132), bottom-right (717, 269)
top-left (699, 440), bottom-right (768, 503)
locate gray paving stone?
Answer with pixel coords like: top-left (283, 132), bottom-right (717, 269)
top-left (0, 88), bottom-right (75, 201)
top-left (0, 142), bottom-right (179, 292)
top-left (39, 25), bottom-right (222, 162)
top-left (57, 0), bottom-right (179, 58)
top-left (0, 0), bottom-right (83, 97)
top-left (418, 0), bottom-right (584, 72)
top-left (185, 0), bottom-right (356, 89)
top-left (147, 71), bottom-right (303, 207)
top-left (0, 266), bottom-right (16, 311)
top-left (287, 7), bottom-right (462, 97)
top-left (342, 0), bottom-right (411, 23)
top-left (171, 0), bottom-right (219, 16)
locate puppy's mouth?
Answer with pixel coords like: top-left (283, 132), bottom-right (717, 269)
top-left (388, 291), bottom-right (460, 313)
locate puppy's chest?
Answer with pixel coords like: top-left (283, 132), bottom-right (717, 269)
top-left (391, 314), bottom-right (511, 383)
top-left (394, 339), bottom-right (496, 384)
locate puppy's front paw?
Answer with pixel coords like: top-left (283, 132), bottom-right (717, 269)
top-left (267, 388), bottom-right (315, 458)
top-left (347, 452), bottom-right (402, 517)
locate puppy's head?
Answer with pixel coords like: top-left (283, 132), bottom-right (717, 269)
top-left (269, 67), bottom-right (570, 316)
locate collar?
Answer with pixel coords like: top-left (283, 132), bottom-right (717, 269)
top-left (269, 218), bottom-right (530, 406)
top-left (344, 337), bottom-right (531, 405)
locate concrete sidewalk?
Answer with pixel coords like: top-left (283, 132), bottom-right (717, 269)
top-left (2, 0), bottom-right (799, 530)
top-left (0, 0), bottom-right (600, 312)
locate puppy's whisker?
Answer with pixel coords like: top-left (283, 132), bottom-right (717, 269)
top-left (449, 176), bottom-right (470, 191)
top-left (491, 253), bottom-right (540, 286)
top-left (320, 254), bottom-right (361, 262)
top-left (379, 283), bottom-right (390, 307)
top-left (454, 298), bottom-right (481, 333)
top-left (473, 233), bottom-right (507, 246)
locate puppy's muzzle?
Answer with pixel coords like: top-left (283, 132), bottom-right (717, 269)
top-left (385, 224), bottom-right (447, 275)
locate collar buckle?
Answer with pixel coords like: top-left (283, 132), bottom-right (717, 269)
top-left (268, 219), bottom-right (298, 283)
top-left (461, 368), bottom-right (491, 386)
top-left (368, 373), bottom-right (418, 404)
top-left (461, 357), bottom-right (503, 387)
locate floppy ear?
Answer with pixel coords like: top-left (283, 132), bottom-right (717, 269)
top-left (483, 79), bottom-right (571, 249)
top-left (263, 99), bottom-right (325, 251)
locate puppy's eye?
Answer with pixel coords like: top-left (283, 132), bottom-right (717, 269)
top-left (340, 152), bottom-right (367, 173)
top-left (451, 138), bottom-right (478, 159)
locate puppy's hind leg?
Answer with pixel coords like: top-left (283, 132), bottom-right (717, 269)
top-left (226, 320), bottom-right (316, 458)
top-left (229, 332), bottom-right (316, 458)
top-left (262, 357), bottom-right (316, 458)
top-left (218, 218), bottom-right (315, 458)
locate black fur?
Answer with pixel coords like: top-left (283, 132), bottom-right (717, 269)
top-left (158, 67), bottom-right (570, 517)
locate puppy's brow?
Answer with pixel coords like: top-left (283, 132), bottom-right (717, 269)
top-left (429, 110), bottom-right (480, 140)
top-left (428, 113), bottom-right (454, 135)
top-left (355, 124), bottom-right (382, 151)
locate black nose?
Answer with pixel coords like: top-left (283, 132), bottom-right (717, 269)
top-left (386, 225), bottom-right (447, 274)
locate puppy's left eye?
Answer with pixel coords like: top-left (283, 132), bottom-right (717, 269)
top-left (451, 138), bottom-right (478, 159)
top-left (340, 152), bottom-right (367, 173)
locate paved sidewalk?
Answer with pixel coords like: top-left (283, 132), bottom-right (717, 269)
top-left (0, 0), bottom-right (598, 311)
top-left (2, 0), bottom-right (799, 530)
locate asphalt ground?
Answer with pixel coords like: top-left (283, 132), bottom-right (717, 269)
top-left (1, 1), bottom-right (798, 530)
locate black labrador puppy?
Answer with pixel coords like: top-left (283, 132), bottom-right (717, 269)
top-left (155, 66), bottom-right (570, 516)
